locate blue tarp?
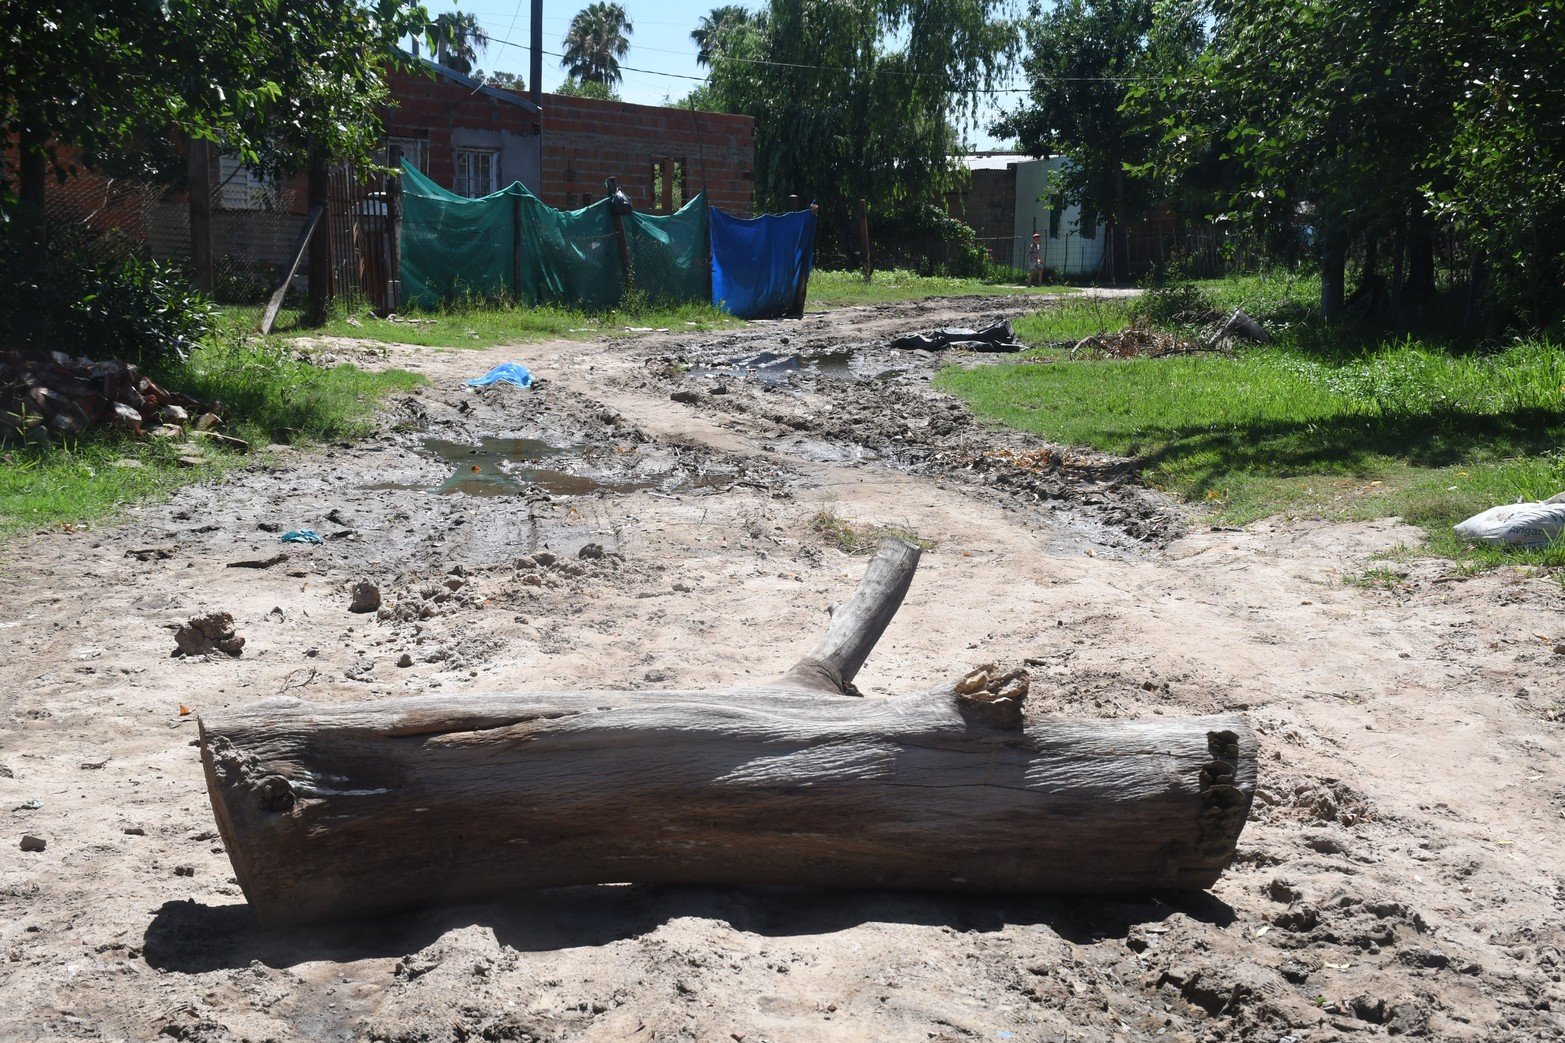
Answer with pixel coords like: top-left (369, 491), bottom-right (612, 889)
top-left (710, 207), bottom-right (817, 319)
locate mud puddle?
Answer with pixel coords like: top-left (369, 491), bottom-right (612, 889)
top-left (370, 436), bottom-right (739, 498)
top-left (690, 348), bottom-right (906, 384)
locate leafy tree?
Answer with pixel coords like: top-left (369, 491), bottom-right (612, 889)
top-left (702, 0), bottom-right (1015, 240)
top-left (428, 9), bottom-right (490, 75)
top-left (561, 2), bottom-right (634, 86)
top-left (1160, 0), bottom-right (1462, 318)
top-left (691, 5), bottom-right (760, 67)
top-left (994, 0), bottom-right (1203, 282)
top-left (485, 70), bottom-right (529, 91)
top-left (553, 78), bottom-right (622, 101)
top-left (1, 0), bottom-right (428, 221)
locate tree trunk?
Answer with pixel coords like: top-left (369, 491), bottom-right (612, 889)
top-left (199, 542), bottom-right (1258, 927)
top-left (305, 147), bottom-right (330, 327)
top-left (1111, 164), bottom-right (1130, 283)
top-left (1320, 230), bottom-right (1346, 322)
top-left (17, 111), bottom-right (48, 249)
top-left (1405, 212), bottom-right (1436, 303)
top-left (187, 136), bottom-right (214, 295)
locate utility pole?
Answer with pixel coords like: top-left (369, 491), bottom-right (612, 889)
top-left (529, 0), bottom-right (543, 107)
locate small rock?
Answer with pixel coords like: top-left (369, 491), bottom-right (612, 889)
top-left (173, 612), bottom-right (245, 657)
top-left (20, 834), bottom-right (46, 852)
top-left (123, 826), bottom-right (146, 836)
top-left (149, 423), bottom-right (186, 440)
top-left (111, 457), bottom-right (143, 468)
top-left (444, 576), bottom-right (465, 591)
top-left (397, 653), bottom-right (414, 668)
top-left (176, 455), bottom-right (205, 468)
top-left (578, 543), bottom-right (605, 560)
top-left (173, 864), bottom-right (195, 877)
top-left (515, 555), bottom-right (536, 569)
top-left (159, 404), bottom-right (190, 423)
top-left (671, 389), bottom-right (703, 405)
top-left (195, 412), bottom-right (221, 431)
top-left (533, 551), bottom-right (557, 567)
top-left (349, 581), bottom-right (382, 614)
top-left (521, 574), bottom-right (544, 587)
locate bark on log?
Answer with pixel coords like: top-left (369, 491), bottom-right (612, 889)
top-left (200, 541), bottom-right (1257, 926)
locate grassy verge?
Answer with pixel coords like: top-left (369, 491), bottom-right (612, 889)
top-left (224, 297), bottom-right (740, 349)
top-left (0, 335), bottom-right (422, 535)
top-left (807, 268), bottom-right (1075, 308)
top-left (936, 272), bottom-right (1565, 565)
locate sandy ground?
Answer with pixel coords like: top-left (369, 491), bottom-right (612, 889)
top-left (3, 295), bottom-right (1564, 1043)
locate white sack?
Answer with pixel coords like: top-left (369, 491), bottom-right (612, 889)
top-left (1452, 502), bottom-right (1565, 549)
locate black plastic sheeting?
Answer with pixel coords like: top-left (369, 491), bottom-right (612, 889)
top-left (887, 320), bottom-right (1025, 353)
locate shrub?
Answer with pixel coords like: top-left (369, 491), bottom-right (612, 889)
top-left (0, 232), bottom-right (214, 368)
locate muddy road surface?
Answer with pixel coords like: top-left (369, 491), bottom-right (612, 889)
top-left (3, 295), bottom-right (1564, 1042)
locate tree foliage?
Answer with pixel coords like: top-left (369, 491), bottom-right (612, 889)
top-left (429, 10), bottom-right (490, 75)
top-left (691, 6), bottom-right (761, 67)
top-left (553, 78), bottom-right (622, 101)
top-left (995, 0), bottom-right (1203, 280)
top-left (561, 2), bottom-right (634, 86)
top-left (700, 0), bottom-right (1016, 227)
top-left (1, 0), bottom-right (428, 200)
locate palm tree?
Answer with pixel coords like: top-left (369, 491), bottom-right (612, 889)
top-left (690, 5), bottom-right (754, 67)
top-left (561, 3), bottom-right (633, 86)
top-left (429, 10), bottom-right (490, 75)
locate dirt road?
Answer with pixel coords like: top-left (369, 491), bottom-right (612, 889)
top-left (3, 296), bottom-right (1563, 1042)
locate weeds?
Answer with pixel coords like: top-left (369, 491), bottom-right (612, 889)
top-left (811, 506), bottom-right (934, 554)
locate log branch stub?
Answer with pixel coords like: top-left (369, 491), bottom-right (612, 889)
top-left (775, 537), bottom-right (920, 694)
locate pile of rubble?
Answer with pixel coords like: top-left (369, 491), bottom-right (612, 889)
top-left (1, 349), bottom-right (223, 447)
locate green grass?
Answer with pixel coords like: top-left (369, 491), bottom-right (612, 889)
top-left (0, 335), bottom-right (423, 535)
top-left (936, 273), bottom-right (1565, 565)
top-left (1011, 297), bottom-right (1138, 351)
top-left (807, 268), bottom-right (1074, 308)
top-left (223, 297), bottom-right (740, 349)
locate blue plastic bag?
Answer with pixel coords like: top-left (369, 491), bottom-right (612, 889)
top-left (466, 362), bottom-right (534, 388)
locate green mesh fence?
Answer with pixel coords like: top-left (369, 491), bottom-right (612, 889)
top-left (400, 161), bottom-right (707, 311)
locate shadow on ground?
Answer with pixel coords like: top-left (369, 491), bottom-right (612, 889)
top-left (143, 884), bottom-right (1236, 973)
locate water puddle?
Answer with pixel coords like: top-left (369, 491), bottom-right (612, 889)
top-left (691, 349), bottom-right (901, 384)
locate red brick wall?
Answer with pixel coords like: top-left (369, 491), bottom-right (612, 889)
top-left (384, 68), bottom-right (541, 190)
top-left (536, 94), bottom-right (754, 216)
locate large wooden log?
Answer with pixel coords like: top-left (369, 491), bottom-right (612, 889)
top-left (200, 541), bottom-right (1256, 926)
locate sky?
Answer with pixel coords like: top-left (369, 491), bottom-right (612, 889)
top-left (419, 0), bottom-right (1012, 150)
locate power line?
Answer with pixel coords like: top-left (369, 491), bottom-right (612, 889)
top-left (482, 29), bottom-right (1169, 95)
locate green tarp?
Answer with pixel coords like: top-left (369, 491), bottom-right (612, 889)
top-left (399, 161), bottom-right (708, 310)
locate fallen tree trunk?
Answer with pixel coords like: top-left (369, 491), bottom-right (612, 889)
top-left (200, 540), bottom-right (1256, 926)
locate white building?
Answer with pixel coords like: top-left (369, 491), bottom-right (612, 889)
top-left (958, 153), bottom-right (1105, 276)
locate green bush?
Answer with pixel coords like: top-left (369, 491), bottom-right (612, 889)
top-left (0, 233), bottom-right (214, 367)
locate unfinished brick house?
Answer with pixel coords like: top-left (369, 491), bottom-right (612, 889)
top-left (384, 61), bottom-right (754, 216)
top-left (31, 58), bottom-right (755, 284)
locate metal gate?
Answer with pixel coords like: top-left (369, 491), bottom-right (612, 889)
top-left (326, 162), bottom-right (400, 313)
